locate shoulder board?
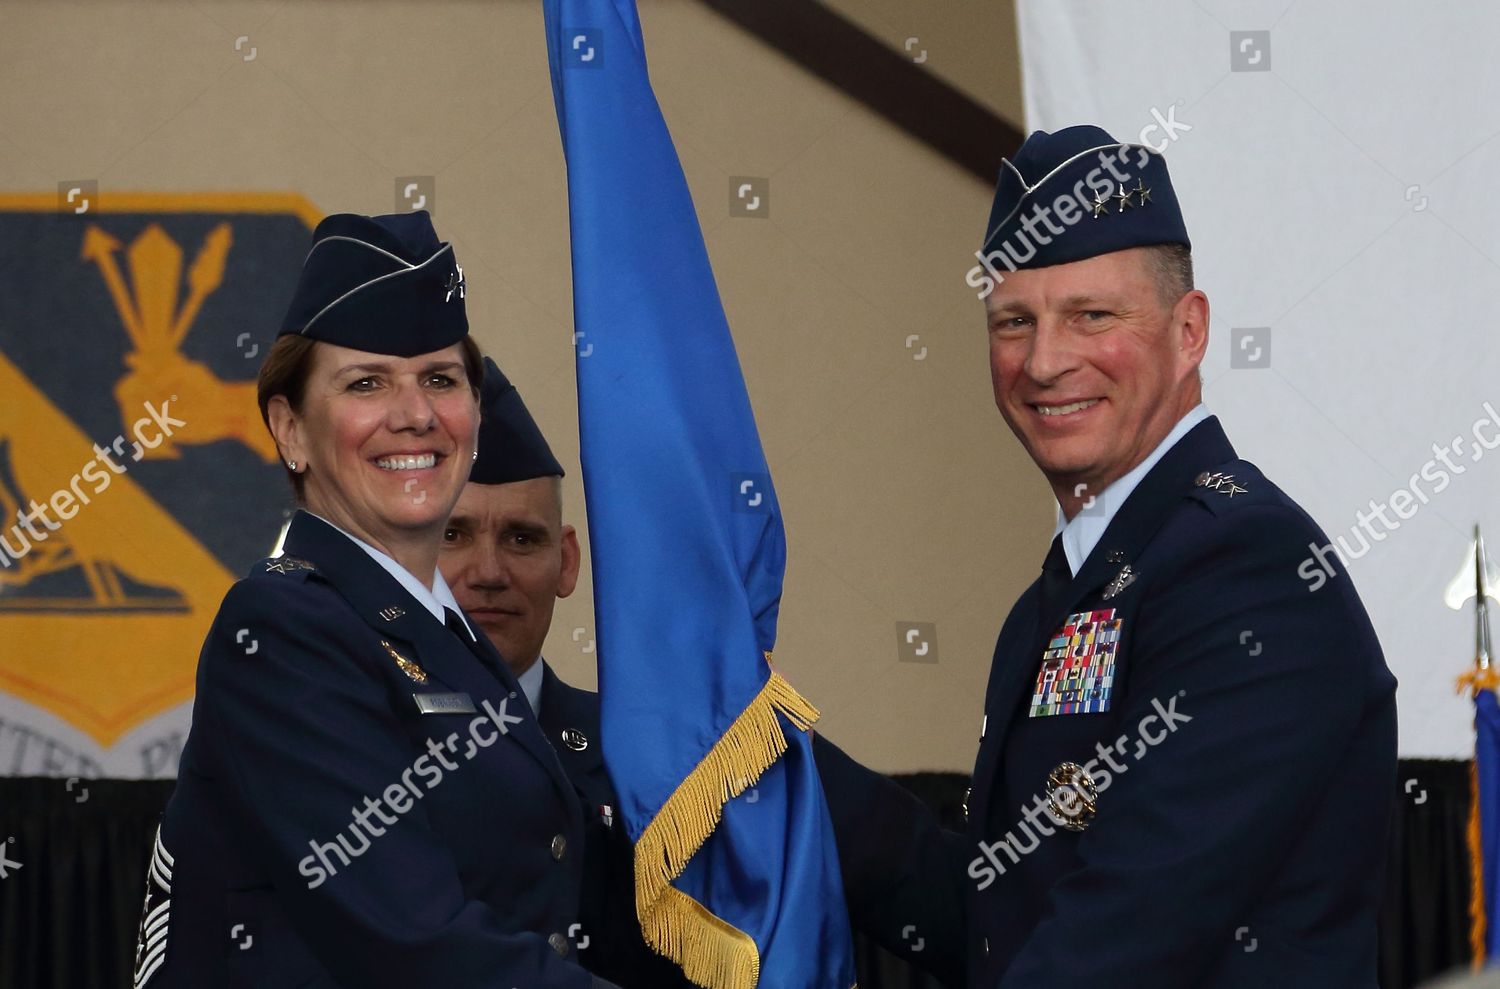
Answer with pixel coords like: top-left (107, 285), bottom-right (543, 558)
top-left (1184, 460), bottom-right (1271, 515)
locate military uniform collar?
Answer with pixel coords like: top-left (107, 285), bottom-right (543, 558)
top-left (1053, 403), bottom-right (1211, 576)
top-left (538, 663), bottom-right (605, 780)
top-left (277, 511), bottom-right (582, 813)
top-left (516, 656), bottom-right (545, 717)
top-left (1060, 414), bottom-right (1236, 611)
top-left (300, 511), bottom-right (474, 639)
top-left (278, 512), bottom-right (494, 688)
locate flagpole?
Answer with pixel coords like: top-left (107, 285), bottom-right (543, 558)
top-left (1458, 525), bottom-right (1498, 968)
top-left (1478, 526), bottom-right (1493, 675)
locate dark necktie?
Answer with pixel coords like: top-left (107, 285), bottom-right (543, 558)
top-left (1035, 533), bottom-right (1072, 638)
top-left (444, 607), bottom-right (491, 665)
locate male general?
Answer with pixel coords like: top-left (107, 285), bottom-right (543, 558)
top-left (815, 125), bottom-right (1398, 987)
top-left (438, 357), bottom-right (693, 988)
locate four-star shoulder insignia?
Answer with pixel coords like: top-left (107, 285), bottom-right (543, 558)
top-left (1195, 471), bottom-right (1248, 497)
top-left (265, 556), bottom-right (315, 574)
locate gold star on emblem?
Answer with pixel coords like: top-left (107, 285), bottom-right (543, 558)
top-left (1115, 183), bottom-right (1134, 212)
top-left (1091, 191), bottom-right (1111, 218)
top-left (1134, 180), bottom-right (1152, 206)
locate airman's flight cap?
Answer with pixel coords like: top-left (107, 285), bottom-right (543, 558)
top-left (470, 357), bottom-right (564, 485)
top-left (980, 125), bottom-right (1190, 269)
top-left (278, 211), bottom-right (468, 356)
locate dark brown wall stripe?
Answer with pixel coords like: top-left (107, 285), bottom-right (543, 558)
top-left (696, 0), bottom-right (1023, 184)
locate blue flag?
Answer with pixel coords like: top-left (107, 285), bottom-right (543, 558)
top-left (1476, 688), bottom-right (1500, 961)
top-left (543, 3), bottom-right (857, 988)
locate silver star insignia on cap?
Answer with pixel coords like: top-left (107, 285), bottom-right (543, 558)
top-left (444, 265), bottom-right (465, 302)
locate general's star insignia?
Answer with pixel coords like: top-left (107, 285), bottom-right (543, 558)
top-left (1091, 191), bottom-right (1111, 218)
top-left (1115, 183), bottom-right (1135, 212)
top-left (1195, 471), bottom-right (1248, 497)
top-left (1134, 179), bottom-right (1152, 206)
top-left (265, 556), bottom-right (314, 574)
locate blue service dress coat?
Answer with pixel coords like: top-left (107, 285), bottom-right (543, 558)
top-left (535, 664), bottom-right (699, 988)
top-left (134, 511), bottom-right (619, 989)
top-left (815, 416), bottom-right (1399, 988)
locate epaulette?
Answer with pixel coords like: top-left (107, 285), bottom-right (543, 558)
top-left (1185, 460), bottom-right (1270, 516)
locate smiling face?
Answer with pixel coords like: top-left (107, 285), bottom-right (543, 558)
top-left (985, 246), bottom-right (1208, 517)
top-left (438, 477), bottom-right (579, 677)
top-left (267, 341), bottom-right (479, 554)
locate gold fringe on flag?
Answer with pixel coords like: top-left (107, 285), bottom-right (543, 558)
top-left (1457, 667), bottom-right (1499, 969)
top-left (1458, 668), bottom-right (1500, 696)
top-left (1469, 757), bottom-right (1487, 969)
top-left (634, 667), bottom-right (821, 989)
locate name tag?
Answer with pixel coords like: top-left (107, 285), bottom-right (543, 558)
top-left (413, 692), bottom-right (477, 715)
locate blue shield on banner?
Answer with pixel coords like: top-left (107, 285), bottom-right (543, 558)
top-left (0, 193), bottom-right (313, 746)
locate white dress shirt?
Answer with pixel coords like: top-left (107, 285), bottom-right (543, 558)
top-left (515, 659), bottom-right (545, 718)
top-left (1052, 404), bottom-right (1211, 576)
top-left (309, 513), bottom-right (476, 640)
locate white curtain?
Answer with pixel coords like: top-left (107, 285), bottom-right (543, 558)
top-left (1019, 0), bottom-right (1500, 757)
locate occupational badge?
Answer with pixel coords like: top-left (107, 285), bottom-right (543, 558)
top-left (381, 639), bottom-right (427, 684)
top-left (1102, 565), bottom-right (1136, 600)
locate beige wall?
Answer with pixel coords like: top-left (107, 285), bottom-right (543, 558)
top-left (0, 0), bottom-right (1048, 772)
top-left (821, 0), bottom-right (1025, 125)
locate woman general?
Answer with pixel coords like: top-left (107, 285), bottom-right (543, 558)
top-left (134, 212), bottom-right (619, 989)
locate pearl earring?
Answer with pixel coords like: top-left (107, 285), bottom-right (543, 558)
top-left (471, 450), bottom-right (478, 462)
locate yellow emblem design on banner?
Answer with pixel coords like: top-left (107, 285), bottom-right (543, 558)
top-left (0, 192), bottom-right (321, 746)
